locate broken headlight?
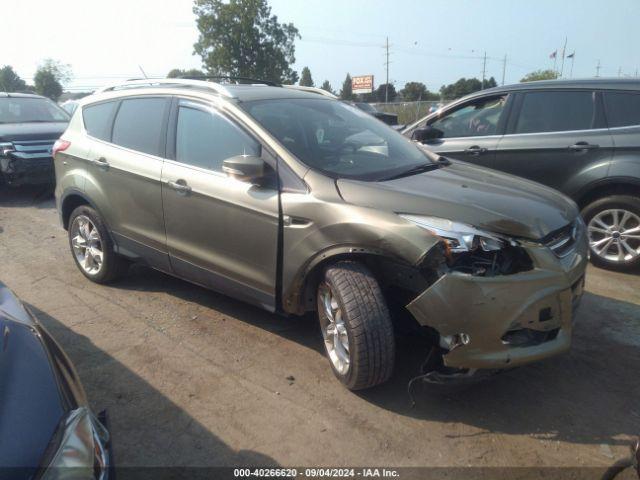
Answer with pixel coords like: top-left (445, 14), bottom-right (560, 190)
top-left (0, 142), bottom-right (14, 173)
top-left (400, 214), bottom-right (533, 276)
top-left (39, 407), bottom-right (110, 480)
top-left (399, 214), bottom-right (506, 253)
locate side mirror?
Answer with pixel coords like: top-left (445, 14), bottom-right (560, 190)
top-left (222, 155), bottom-right (265, 183)
top-left (412, 125), bottom-right (443, 143)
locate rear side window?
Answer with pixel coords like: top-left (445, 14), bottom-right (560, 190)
top-left (83, 101), bottom-right (117, 141)
top-left (112, 98), bottom-right (168, 156)
top-left (604, 91), bottom-right (640, 128)
top-left (175, 105), bottom-right (259, 172)
top-left (514, 91), bottom-right (594, 134)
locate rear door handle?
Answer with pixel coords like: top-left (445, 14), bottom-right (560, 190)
top-left (167, 179), bottom-right (192, 194)
top-left (93, 157), bottom-right (109, 170)
top-left (464, 145), bottom-right (488, 155)
top-left (568, 142), bottom-right (599, 151)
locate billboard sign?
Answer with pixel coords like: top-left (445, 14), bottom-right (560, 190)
top-left (352, 75), bottom-right (374, 95)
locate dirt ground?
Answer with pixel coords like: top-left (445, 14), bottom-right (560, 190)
top-left (1, 186), bottom-right (639, 474)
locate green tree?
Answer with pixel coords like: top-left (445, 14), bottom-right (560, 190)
top-left (520, 69), bottom-right (558, 83)
top-left (375, 83), bottom-right (396, 102)
top-left (34, 69), bottom-right (62, 101)
top-left (440, 77), bottom-right (486, 99)
top-left (299, 67), bottom-right (314, 87)
top-left (483, 76), bottom-right (497, 88)
top-left (400, 81), bottom-right (427, 101)
top-left (340, 73), bottom-right (354, 100)
top-left (32, 59), bottom-right (72, 101)
top-left (167, 68), bottom-right (206, 78)
top-left (320, 79), bottom-right (333, 94)
top-left (0, 66), bottom-right (27, 92)
top-left (193, 0), bottom-right (300, 83)
top-left (39, 59), bottom-right (72, 85)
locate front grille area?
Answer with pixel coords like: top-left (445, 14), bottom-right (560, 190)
top-left (542, 221), bottom-right (579, 258)
top-left (10, 139), bottom-right (57, 160)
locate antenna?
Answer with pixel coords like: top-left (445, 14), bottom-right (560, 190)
top-left (138, 65), bottom-right (148, 79)
top-left (481, 51), bottom-right (487, 88)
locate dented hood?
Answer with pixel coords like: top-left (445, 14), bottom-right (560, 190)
top-left (336, 161), bottom-right (578, 240)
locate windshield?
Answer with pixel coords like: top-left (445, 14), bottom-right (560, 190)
top-left (0, 97), bottom-right (70, 124)
top-left (355, 102), bottom-right (377, 113)
top-left (242, 98), bottom-right (431, 181)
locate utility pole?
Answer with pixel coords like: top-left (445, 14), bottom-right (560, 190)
top-left (595, 60), bottom-right (601, 77)
top-left (559, 37), bottom-right (567, 78)
top-left (501, 54), bottom-right (507, 85)
top-left (481, 51), bottom-right (487, 88)
top-left (618, 66), bottom-right (622, 77)
top-left (384, 36), bottom-right (390, 103)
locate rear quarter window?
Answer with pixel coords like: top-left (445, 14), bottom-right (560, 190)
top-left (604, 91), bottom-right (640, 128)
top-left (82, 101), bottom-right (117, 141)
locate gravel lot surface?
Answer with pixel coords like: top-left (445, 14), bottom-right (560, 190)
top-left (1, 186), bottom-right (639, 474)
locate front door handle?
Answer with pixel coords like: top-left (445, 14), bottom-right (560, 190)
top-left (568, 142), bottom-right (599, 151)
top-left (93, 157), bottom-right (109, 170)
top-left (167, 179), bottom-right (192, 194)
top-left (464, 145), bottom-right (488, 155)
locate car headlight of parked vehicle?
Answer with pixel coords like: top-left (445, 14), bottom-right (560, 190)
top-left (39, 407), bottom-right (110, 480)
top-left (0, 142), bottom-right (14, 170)
top-left (400, 214), bottom-right (533, 276)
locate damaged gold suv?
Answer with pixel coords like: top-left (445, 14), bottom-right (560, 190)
top-left (54, 79), bottom-right (588, 390)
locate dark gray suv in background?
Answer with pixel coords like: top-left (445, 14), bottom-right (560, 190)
top-left (404, 79), bottom-right (640, 270)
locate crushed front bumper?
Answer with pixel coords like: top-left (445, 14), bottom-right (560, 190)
top-left (0, 140), bottom-right (56, 186)
top-left (407, 237), bottom-right (588, 371)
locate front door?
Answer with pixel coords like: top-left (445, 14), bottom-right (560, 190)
top-left (420, 94), bottom-right (510, 167)
top-left (494, 90), bottom-right (614, 194)
top-left (161, 99), bottom-right (279, 311)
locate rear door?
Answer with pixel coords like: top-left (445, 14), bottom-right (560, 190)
top-left (418, 94), bottom-right (510, 167)
top-left (83, 96), bottom-right (171, 270)
top-left (161, 98), bottom-right (279, 311)
top-left (494, 90), bottom-right (614, 195)
top-left (602, 90), bottom-right (640, 178)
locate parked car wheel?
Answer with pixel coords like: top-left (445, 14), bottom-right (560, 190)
top-left (582, 195), bottom-right (640, 270)
top-left (68, 205), bottom-right (127, 283)
top-left (317, 261), bottom-right (395, 390)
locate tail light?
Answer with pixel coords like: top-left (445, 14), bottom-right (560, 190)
top-left (52, 139), bottom-right (71, 157)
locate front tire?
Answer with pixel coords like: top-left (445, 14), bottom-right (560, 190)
top-left (68, 205), bottom-right (127, 283)
top-left (317, 261), bottom-right (395, 390)
top-left (582, 195), bottom-right (640, 271)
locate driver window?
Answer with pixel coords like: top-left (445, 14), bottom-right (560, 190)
top-left (176, 105), bottom-right (260, 172)
top-left (430, 95), bottom-right (507, 138)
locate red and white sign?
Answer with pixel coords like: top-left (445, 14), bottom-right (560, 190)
top-left (352, 75), bottom-right (374, 94)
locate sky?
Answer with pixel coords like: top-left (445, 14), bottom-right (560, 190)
top-left (2, 0), bottom-right (639, 94)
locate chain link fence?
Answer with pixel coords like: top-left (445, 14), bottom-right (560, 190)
top-left (373, 100), bottom-right (452, 125)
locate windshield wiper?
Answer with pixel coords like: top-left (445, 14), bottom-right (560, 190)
top-left (380, 161), bottom-right (446, 181)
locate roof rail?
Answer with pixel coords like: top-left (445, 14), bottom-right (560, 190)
top-left (93, 78), bottom-right (236, 98)
top-left (282, 85), bottom-right (338, 99)
top-left (179, 75), bottom-right (280, 87)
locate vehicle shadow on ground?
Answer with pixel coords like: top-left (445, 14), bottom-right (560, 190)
top-left (116, 265), bottom-right (640, 448)
top-left (119, 264), bottom-right (325, 355)
top-left (28, 304), bottom-right (280, 471)
top-left (360, 290), bottom-right (640, 447)
top-left (0, 185), bottom-right (55, 208)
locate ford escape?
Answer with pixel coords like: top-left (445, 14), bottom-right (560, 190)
top-left (54, 79), bottom-right (587, 390)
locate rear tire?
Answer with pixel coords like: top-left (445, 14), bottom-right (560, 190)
top-left (582, 195), bottom-right (640, 271)
top-left (68, 205), bottom-right (128, 283)
top-left (317, 261), bottom-right (395, 390)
